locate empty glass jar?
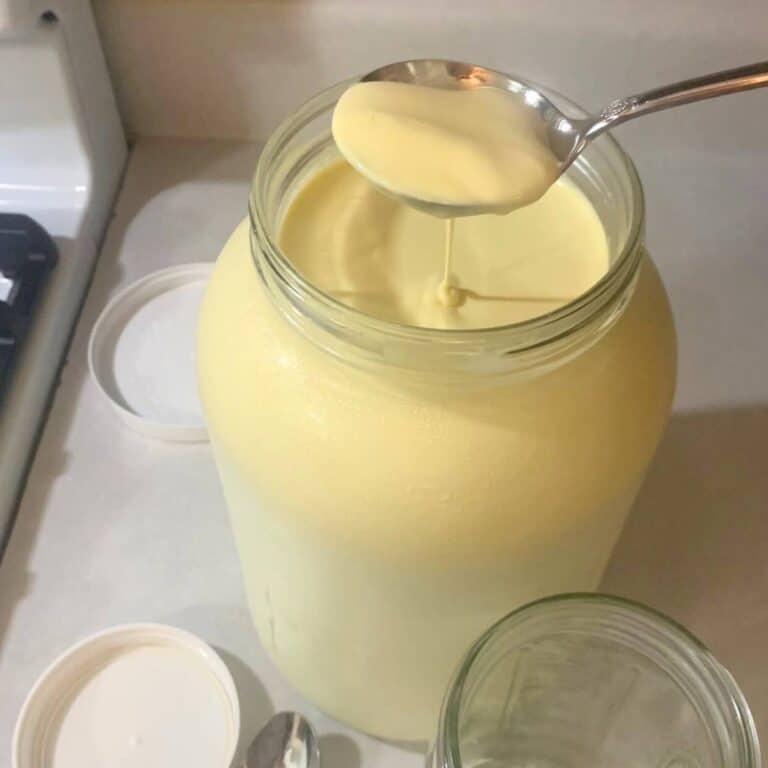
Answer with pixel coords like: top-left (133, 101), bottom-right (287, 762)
top-left (432, 594), bottom-right (760, 768)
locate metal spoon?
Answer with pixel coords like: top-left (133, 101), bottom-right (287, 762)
top-left (245, 712), bottom-right (320, 768)
top-left (359, 58), bottom-right (768, 218)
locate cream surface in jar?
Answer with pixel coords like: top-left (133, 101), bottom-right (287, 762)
top-left (279, 159), bottom-right (606, 329)
top-left (197, 76), bottom-right (676, 740)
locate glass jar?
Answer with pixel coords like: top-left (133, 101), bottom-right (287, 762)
top-left (432, 594), bottom-right (760, 768)
top-left (197, 74), bottom-right (677, 740)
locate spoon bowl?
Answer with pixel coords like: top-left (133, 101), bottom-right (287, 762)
top-left (360, 59), bottom-right (570, 218)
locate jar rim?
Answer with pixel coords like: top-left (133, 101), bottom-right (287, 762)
top-left (438, 593), bottom-right (760, 768)
top-left (250, 65), bottom-right (646, 368)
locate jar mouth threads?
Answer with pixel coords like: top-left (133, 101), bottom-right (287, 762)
top-left (435, 594), bottom-right (760, 768)
top-left (248, 73), bottom-right (645, 374)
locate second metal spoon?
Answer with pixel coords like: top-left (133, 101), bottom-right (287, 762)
top-left (245, 712), bottom-right (320, 768)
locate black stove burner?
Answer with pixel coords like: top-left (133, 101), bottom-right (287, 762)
top-left (0, 214), bottom-right (58, 406)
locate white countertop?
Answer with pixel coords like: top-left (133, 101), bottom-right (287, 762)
top-left (1, 134), bottom-right (767, 762)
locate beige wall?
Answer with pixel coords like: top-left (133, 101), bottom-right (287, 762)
top-left (92, 0), bottom-right (768, 141)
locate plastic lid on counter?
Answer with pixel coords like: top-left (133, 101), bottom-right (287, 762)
top-left (88, 263), bottom-right (212, 442)
top-left (13, 623), bottom-right (240, 768)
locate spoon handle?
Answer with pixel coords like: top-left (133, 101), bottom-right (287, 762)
top-left (585, 60), bottom-right (768, 140)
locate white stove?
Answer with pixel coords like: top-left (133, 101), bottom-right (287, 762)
top-left (0, 0), bottom-right (125, 548)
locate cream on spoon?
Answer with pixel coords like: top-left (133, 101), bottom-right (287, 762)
top-left (334, 58), bottom-right (768, 219)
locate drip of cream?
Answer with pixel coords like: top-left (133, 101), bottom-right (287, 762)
top-left (437, 219), bottom-right (465, 308)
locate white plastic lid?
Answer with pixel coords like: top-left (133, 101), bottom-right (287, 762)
top-left (13, 623), bottom-right (240, 768)
top-left (88, 263), bottom-right (212, 442)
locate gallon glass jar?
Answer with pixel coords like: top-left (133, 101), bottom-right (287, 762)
top-left (197, 75), bottom-right (677, 741)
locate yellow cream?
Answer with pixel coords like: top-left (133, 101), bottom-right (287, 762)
top-left (332, 81), bottom-right (559, 213)
top-left (280, 159), bottom-right (608, 329)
